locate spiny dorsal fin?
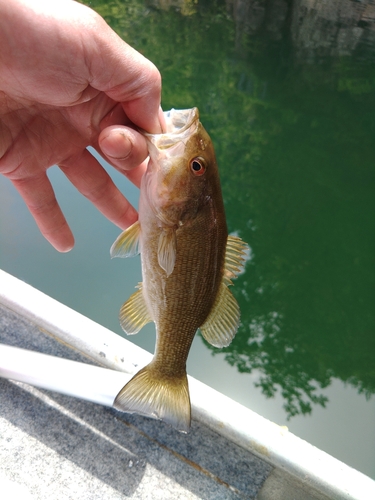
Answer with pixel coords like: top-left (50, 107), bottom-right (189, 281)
top-left (200, 283), bottom-right (240, 347)
top-left (223, 235), bottom-right (249, 285)
top-left (158, 229), bottom-right (177, 276)
top-left (199, 234), bottom-right (248, 347)
top-left (110, 221), bottom-right (141, 259)
top-left (119, 284), bottom-right (152, 335)
top-left (113, 363), bottom-right (191, 433)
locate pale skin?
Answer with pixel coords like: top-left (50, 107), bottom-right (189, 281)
top-left (0, 0), bottom-right (165, 252)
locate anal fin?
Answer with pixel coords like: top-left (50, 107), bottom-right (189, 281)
top-left (119, 283), bottom-right (152, 335)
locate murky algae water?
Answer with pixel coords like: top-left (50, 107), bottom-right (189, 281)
top-left (0, 0), bottom-right (374, 478)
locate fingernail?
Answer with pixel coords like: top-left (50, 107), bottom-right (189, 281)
top-left (101, 131), bottom-right (132, 160)
top-left (158, 106), bottom-right (167, 133)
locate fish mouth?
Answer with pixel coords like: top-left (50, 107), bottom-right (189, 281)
top-left (144, 108), bottom-right (200, 152)
top-left (141, 108), bottom-right (201, 227)
top-left (162, 108), bottom-right (199, 136)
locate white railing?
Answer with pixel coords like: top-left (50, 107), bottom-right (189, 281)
top-left (0, 269), bottom-right (374, 500)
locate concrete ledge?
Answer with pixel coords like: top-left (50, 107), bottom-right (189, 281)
top-left (1, 269), bottom-right (374, 499)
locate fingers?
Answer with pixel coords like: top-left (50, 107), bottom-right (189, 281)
top-left (123, 98), bottom-right (165, 135)
top-left (11, 174), bottom-right (75, 253)
top-left (59, 148), bottom-right (139, 230)
top-left (10, 146), bottom-right (143, 252)
top-left (106, 56), bottom-right (163, 134)
top-left (98, 125), bottom-right (148, 188)
top-left (89, 23), bottom-right (163, 134)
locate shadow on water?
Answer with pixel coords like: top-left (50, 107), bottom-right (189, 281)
top-left (86, 0), bottom-right (375, 419)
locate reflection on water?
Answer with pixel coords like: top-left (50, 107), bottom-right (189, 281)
top-left (228, 0), bottom-right (375, 60)
top-left (88, 0), bottom-right (374, 474)
top-left (88, 0), bottom-right (375, 416)
top-left (0, 0), bottom-right (374, 477)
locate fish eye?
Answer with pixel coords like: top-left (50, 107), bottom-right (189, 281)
top-left (190, 157), bottom-right (206, 176)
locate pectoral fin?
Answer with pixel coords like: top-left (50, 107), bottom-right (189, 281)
top-left (200, 283), bottom-right (240, 347)
top-left (119, 284), bottom-right (152, 335)
top-left (110, 221), bottom-right (141, 258)
top-left (158, 229), bottom-right (177, 277)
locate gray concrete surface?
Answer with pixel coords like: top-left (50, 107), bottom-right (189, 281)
top-left (0, 304), bottom-right (272, 499)
top-left (2, 271), bottom-right (375, 500)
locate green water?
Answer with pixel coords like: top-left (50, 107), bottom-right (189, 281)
top-left (1, 0), bottom-right (374, 478)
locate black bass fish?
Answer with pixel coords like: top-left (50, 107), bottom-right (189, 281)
top-left (111, 108), bottom-right (248, 432)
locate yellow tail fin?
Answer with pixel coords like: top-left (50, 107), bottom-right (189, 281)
top-left (113, 363), bottom-right (191, 432)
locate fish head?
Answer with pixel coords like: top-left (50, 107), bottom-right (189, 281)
top-left (142, 108), bottom-right (218, 227)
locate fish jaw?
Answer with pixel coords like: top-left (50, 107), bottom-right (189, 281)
top-left (140, 156), bottom-right (195, 228)
top-left (148, 108), bottom-right (200, 140)
top-left (141, 109), bottom-right (214, 228)
top-left (144, 108), bottom-right (200, 174)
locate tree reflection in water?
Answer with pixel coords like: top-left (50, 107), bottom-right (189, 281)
top-left (85, 0), bottom-right (375, 418)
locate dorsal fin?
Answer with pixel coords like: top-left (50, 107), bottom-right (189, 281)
top-left (200, 235), bottom-right (248, 347)
top-left (223, 235), bottom-right (249, 285)
top-left (200, 283), bottom-right (240, 347)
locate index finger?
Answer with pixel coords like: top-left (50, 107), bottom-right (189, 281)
top-left (89, 22), bottom-right (164, 133)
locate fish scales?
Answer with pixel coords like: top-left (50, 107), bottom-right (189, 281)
top-left (144, 208), bottom-right (226, 373)
top-left (110, 108), bottom-right (248, 432)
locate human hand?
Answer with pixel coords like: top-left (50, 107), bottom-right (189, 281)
top-left (0, 0), bottom-right (164, 251)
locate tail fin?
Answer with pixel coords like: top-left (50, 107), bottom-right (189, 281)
top-left (113, 363), bottom-right (191, 432)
